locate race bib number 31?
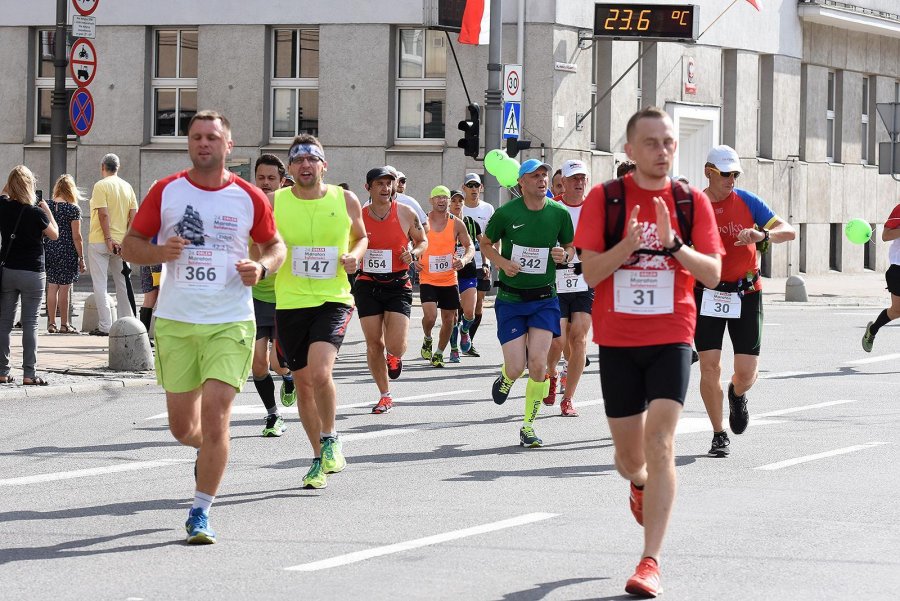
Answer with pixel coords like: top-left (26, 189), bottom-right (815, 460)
top-left (173, 248), bottom-right (227, 290)
top-left (511, 244), bottom-right (548, 275)
top-left (613, 269), bottom-right (675, 315)
top-left (292, 246), bottom-right (338, 279)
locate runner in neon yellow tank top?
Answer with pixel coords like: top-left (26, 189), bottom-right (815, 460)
top-left (273, 134), bottom-right (368, 490)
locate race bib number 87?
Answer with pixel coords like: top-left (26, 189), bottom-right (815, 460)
top-left (613, 269), bottom-right (674, 315)
top-left (292, 246), bottom-right (339, 279)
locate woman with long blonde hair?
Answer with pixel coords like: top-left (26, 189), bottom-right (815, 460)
top-left (45, 174), bottom-right (86, 333)
top-left (0, 165), bottom-right (59, 385)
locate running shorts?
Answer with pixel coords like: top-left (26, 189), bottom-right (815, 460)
top-left (558, 289), bottom-right (594, 320)
top-left (420, 283), bottom-right (461, 310)
top-left (253, 297), bottom-right (277, 340)
top-left (458, 277), bottom-right (478, 293)
top-left (353, 279), bottom-right (413, 319)
top-left (597, 343), bottom-right (692, 418)
top-left (276, 302), bottom-right (354, 371)
top-left (494, 297), bottom-right (561, 345)
top-left (886, 264), bottom-right (900, 296)
top-left (694, 289), bottom-right (763, 356)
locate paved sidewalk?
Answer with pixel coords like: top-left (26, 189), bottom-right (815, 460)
top-left (0, 272), bottom-right (890, 399)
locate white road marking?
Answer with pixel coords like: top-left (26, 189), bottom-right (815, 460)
top-left (756, 399), bottom-right (857, 418)
top-left (764, 323), bottom-right (782, 326)
top-left (284, 512), bottom-right (558, 572)
top-left (758, 371), bottom-right (811, 379)
top-left (845, 353), bottom-right (900, 365)
top-left (0, 459), bottom-right (191, 487)
top-left (675, 416), bottom-right (781, 435)
top-left (571, 398), bottom-right (603, 408)
top-left (144, 389), bottom-right (477, 420)
top-left (342, 428), bottom-right (420, 442)
top-left (755, 442), bottom-right (890, 470)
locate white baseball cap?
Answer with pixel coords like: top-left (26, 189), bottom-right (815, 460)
top-left (464, 173), bottom-right (482, 185)
top-left (706, 145), bottom-right (742, 173)
top-left (561, 159), bottom-right (589, 178)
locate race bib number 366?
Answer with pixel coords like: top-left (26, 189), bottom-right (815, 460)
top-left (173, 248), bottom-right (226, 290)
top-left (292, 246), bottom-right (339, 279)
top-left (613, 269), bottom-right (674, 315)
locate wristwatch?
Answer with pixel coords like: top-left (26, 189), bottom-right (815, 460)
top-left (761, 229), bottom-right (770, 243)
top-left (664, 234), bottom-right (684, 255)
top-left (259, 262), bottom-right (269, 280)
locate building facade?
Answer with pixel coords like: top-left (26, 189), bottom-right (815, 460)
top-left (1, 0), bottom-right (899, 276)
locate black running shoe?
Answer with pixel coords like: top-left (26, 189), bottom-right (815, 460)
top-left (464, 346), bottom-right (480, 358)
top-left (708, 431), bottom-right (730, 457)
top-left (491, 374), bottom-right (514, 405)
top-left (691, 349), bottom-right (700, 364)
top-left (728, 383), bottom-right (749, 435)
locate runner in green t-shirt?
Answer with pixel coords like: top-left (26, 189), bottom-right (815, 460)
top-left (479, 159), bottom-right (575, 447)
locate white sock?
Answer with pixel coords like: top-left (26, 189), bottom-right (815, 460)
top-left (191, 491), bottom-right (215, 514)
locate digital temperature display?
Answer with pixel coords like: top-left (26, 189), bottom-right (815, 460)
top-left (593, 4), bottom-right (699, 41)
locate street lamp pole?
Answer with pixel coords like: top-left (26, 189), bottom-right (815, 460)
top-left (483, 0), bottom-right (503, 208)
top-left (50, 0), bottom-right (68, 185)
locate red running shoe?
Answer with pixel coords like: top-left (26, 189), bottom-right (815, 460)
top-left (559, 398), bottom-right (578, 417)
top-left (625, 557), bottom-right (662, 598)
top-left (372, 395), bottom-right (393, 414)
top-left (629, 482), bottom-right (644, 526)
top-left (386, 353), bottom-right (403, 380)
top-left (542, 375), bottom-right (558, 406)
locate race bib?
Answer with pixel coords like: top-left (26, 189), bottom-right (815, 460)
top-left (292, 246), bottom-right (338, 279)
top-left (511, 244), bottom-right (548, 275)
top-left (173, 248), bottom-right (227, 290)
top-left (473, 249), bottom-right (483, 269)
top-left (556, 267), bottom-right (588, 293)
top-left (363, 249), bottom-right (392, 274)
top-left (613, 269), bottom-right (675, 315)
top-left (429, 253), bottom-right (453, 273)
top-left (699, 289), bottom-right (741, 319)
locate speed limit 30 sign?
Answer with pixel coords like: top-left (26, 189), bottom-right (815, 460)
top-left (504, 64), bottom-right (522, 102)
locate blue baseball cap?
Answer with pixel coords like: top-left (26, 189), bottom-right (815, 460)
top-left (518, 158), bottom-right (552, 178)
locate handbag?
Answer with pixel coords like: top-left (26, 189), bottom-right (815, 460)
top-left (0, 203), bottom-right (27, 295)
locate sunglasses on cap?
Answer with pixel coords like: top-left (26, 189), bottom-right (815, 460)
top-left (464, 182), bottom-right (480, 188)
top-left (709, 166), bottom-right (740, 179)
top-left (398, 178), bottom-right (407, 183)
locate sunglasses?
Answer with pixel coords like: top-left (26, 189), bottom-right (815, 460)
top-left (709, 166), bottom-right (740, 179)
top-left (398, 178), bottom-right (407, 183)
top-left (464, 182), bottom-right (480, 188)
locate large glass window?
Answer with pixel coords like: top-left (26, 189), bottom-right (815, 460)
top-left (396, 29), bottom-right (446, 140)
top-left (152, 29), bottom-right (198, 138)
top-left (271, 28), bottom-right (319, 139)
top-left (34, 29), bottom-right (76, 138)
top-left (861, 76), bottom-right (875, 165)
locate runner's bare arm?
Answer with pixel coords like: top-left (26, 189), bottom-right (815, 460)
top-left (735, 217), bottom-right (795, 246)
top-left (342, 190), bottom-right (368, 273)
top-left (883, 226), bottom-right (900, 242)
top-left (453, 219), bottom-right (475, 270)
top-left (399, 205), bottom-right (427, 264)
top-left (236, 231), bottom-right (286, 286)
top-left (478, 234), bottom-right (519, 277)
top-left (653, 197), bottom-right (721, 289)
top-left (121, 229), bottom-right (187, 265)
top-left (581, 205), bottom-right (643, 287)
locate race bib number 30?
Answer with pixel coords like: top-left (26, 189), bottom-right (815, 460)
top-left (173, 248), bottom-right (227, 290)
top-left (429, 253), bottom-right (453, 273)
top-left (292, 246), bottom-right (338, 279)
top-left (700, 289), bottom-right (741, 319)
top-left (613, 269), bottom-right (674, 315)
top-left (363, 249), bottom-right (392, 274)
top-left (511, 244), bottom-right (548, 275)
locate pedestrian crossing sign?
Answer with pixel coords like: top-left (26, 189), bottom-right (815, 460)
top-left (503, 101), bottom-right (521, 139)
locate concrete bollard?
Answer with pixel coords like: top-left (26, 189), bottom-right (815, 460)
top-left (785, 275), bottom-right (808, 302)
top-left (81, 293), bottom-right (118, 333)
top-left (108, 317), bottom-right (153, 371)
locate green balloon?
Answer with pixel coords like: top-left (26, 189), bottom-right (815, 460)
top-left (484, 149), bottom-right (508, 177)
top-left (845, 218), bottom-right (872, 245)
top-left (496, 158), bottom-right (520, 187)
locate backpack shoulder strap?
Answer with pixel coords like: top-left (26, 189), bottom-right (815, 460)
top-left (603, 177), bottom-right (627, 251)
top-left (670, 178), bottom-right (694, 246)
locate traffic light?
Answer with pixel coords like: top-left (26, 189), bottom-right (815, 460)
top-left (506, 137), bottom-right (531, 158)
top-left (457, 103), bottom-right (480, 158)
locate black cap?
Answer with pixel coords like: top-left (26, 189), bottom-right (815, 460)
top-left (450, 189), bottom-right (464, 198)
top-left (366, 166), bottom-right (396, 185)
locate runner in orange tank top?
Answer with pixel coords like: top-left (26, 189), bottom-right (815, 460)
top-left (415, 186), bottom-right (473, 367)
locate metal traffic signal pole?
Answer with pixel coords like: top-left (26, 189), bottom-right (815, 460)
top-left (483, 0), bottom-right (503, 208)
top-left (50, 0), bottom-right (69, 184)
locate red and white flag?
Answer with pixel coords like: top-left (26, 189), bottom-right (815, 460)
top-left (745, 0), bottom-right (762, 10)
top-left (458, 0), bottom-right (490, 45)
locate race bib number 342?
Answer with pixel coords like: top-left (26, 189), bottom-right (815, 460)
top-left (510, 244), bottom-right (548, 275)
top-left (292, 246), bottom-right (339, 279)
top-left (613, 269), bottom-right (675, 315)
top-left (173, 248), bottom-right (226, 290)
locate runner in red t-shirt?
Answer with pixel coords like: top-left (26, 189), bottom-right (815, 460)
top-left (862, 203), bottom-right (900, 351)
top-left (696, 145), bottom-right (795, 458)
top-left (575, 107), bottom-right (723, 598)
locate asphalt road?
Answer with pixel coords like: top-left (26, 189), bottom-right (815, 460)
top-left (1, 301), bottom-right (899, 600)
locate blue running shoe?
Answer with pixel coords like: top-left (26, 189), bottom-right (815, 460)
top-left (185, 508), bottom-right (216, 544)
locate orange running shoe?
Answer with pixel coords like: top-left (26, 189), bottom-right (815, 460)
top-left (560, 398), bottom-right (578, 417)
top-left (542, 375), bottom-right (558, 406)
top-left (625, 557), bottom-right (662, 598)
top-left (372, 395), bottom-right (393, 414)
top-left (629, 482), bottom-right (644, 526)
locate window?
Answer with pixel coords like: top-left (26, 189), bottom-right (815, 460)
top-left (826, 70), bottom-right (836, 162)
top-left (590, 49), bottom-right (598, 147)
top-left (636, 42), bottom-right (644, 112)
top-left (396, 29), bottom-right (446, 141)
top-left (34, 28), bottom-right (76, 138)
top-left (862, 76), bottom-right (874, 164)
top-left (152, 29), bottom-right (197, 138)
top-left (756, 61), bottom-right (762, 156)
top-left (271, 28), bottom-right (319, 139)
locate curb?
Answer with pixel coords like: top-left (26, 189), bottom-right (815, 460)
top-left (0, 377), bottom-right (157, 399)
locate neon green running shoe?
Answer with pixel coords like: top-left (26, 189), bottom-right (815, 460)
top-left (519, 425), bottom-right (543, 448)
top-left (431, 351), bottom-right (445, 368)
top-left (320, 436), bottom-right (346, 474)
top-left (420, 337), bottom-right (433, 360)
top-left (302, 458), bottom-right (327, 489)
top-left (262, 414), bottom-right (286, 437)
top-left (280, 378), bottom-right (297, 407)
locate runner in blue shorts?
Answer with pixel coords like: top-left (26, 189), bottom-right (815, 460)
top-left (449, 190), bottom-right (480, 362)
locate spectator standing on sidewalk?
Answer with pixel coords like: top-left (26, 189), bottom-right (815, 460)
top-left (87, 154), bottom-right (138, 336)
top-left (45, 174), bottom-right (86, 334)
top-left (0, 165), bottom-right (59, 385)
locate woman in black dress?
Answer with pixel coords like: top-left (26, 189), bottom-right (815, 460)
top-left (45, 174), bottom-right (86, 333)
